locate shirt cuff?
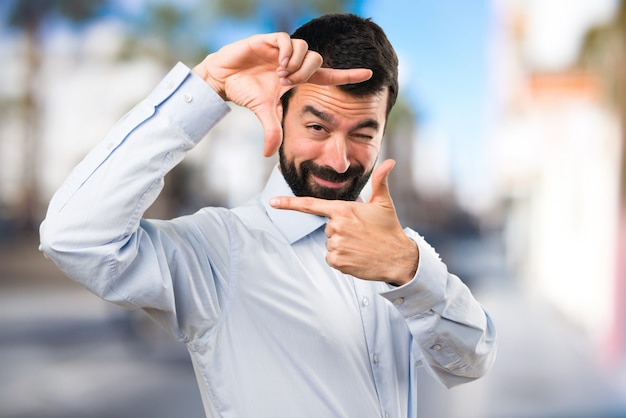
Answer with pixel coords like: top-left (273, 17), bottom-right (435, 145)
top-left (148, 62), bottom-right (231, 143)
top-left (379, 229), bottom-right (448, 317)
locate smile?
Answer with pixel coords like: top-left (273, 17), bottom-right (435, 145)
top-left (312, 175), bottom-right (349, 189)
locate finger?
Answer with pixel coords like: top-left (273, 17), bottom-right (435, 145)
top-left (270, 195), bottom-right (338, 218)
top-left (368, 159), bottom-right (396, 205)
top-left (280, 50), bottom-right (324, 86)
top-left (324, 222), bottom-right (332, 238)
top-left (325, 234), bottom-right (333, 249)
top-left (308, 68), bottom-right (373, 86)
top-left (273, 32), bottom-right (294, 69)
top-left (255, 106), bottom-right (283, 157)
top-left (280, 39), bottom-right (309, 73)
top-left (324, 218), bottom-right (338, 238)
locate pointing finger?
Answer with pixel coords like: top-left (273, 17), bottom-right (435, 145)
top-left (307, 67), bottom-right (373, 86)
top-left (270, 195), bottom-right (339, 218)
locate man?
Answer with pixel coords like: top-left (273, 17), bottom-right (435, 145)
top-left (40, 13), bottom-right (496, 418)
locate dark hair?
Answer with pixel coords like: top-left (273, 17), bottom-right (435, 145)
top-left (280, 13), bottom-right (399, 119)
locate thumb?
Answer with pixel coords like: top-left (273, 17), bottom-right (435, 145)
top-left (255, 106), bottom-right (283, 157)
top-left (369, 159), bottom-right (396, 205)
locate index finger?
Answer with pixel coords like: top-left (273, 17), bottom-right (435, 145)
top-left (307, 67), bottom-right (373, 86)
top-left (270, 196), bottom-right (339, 217)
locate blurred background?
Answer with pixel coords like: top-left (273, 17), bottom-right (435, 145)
top-left (1, 0), bottom-right (626, 417)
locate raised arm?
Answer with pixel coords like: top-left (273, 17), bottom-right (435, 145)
top-left (38, 32), bottom-right (371, 334)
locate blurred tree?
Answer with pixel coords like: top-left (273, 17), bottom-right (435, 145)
top-left (213, 0), bottom-right (356, 32)
top-left (5, 0), bottom-right (108, 231)
top-left (120, 0), bottom-right (361, 69)
top-left (578, 0), bottom-right (626, 197)
top-left (383, 95), bottom-right (421, 226)
top-left (119, 3), bottom-right (207, 68)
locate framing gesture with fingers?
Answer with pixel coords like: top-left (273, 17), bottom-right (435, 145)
top-left (193, 32), bottom-right (372, 156)
top-left (41, 13), bottom-right (496, 418)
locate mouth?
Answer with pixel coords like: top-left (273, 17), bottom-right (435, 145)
top-left (312, 175), bottom-right (349, 189)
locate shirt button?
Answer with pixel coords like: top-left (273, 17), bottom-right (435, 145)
top-left (362, 297), bottom-right (369, 306)
top-left (393, 297), bottom-right (405, 305)
top-left (431, 344), bottom-right (442, 351)
top-left (184, 93), bottom-right (193, 102)
top-left (372, 354), bottom-right (379, 364)
top-left (384, 413), bottom-right (389, 418)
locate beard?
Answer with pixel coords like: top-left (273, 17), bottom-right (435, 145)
top-left (278, 144), bottom-right (374, 201)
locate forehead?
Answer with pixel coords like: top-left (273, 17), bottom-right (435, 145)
top-left (288, 84), bottom-right (388, 122)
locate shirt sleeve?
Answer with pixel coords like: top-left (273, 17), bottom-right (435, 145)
top-left (379, 229), bottom-right (497, 388)
top-left (39, 63), bottom-right (231, 341)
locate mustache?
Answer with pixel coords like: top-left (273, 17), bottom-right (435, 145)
top-left (300, 161), bottom-right (365, 182)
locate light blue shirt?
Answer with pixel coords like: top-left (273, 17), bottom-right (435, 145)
top-left (40, 63), bottom-right (496, 418)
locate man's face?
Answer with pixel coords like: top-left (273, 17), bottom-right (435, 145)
top-left (279, 84), bottom-right (388, 201)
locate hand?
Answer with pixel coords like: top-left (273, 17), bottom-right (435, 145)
top-left (193, 32), bottom-right (372, 157)
top-left (270, 159), bottom-right (419, 285)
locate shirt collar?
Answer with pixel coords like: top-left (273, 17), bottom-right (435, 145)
top-left (261, 165), bottom-right (328, 244)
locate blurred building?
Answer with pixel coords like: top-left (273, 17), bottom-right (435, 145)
top-left (491, 0), bottom-right (625, 367)
top-left (0, 21), bottom-right (160, 228)
top-left (0, 18), bottom-right (274, 230)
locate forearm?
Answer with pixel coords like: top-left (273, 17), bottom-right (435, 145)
top-left (40, 63), bottom-right (230, 286)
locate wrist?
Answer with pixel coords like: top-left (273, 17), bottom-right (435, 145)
top-left (387, 239), bottom-right (419, 287)
top-left (192, 61), bottom-right (226, 101)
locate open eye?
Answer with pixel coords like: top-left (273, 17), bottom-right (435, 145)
top-left (307, 123), bottom-right (325, 132)
top-left (305, 123), bottom-right (330, 138)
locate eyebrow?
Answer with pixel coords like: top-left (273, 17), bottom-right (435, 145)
top-left (302, 105), bottom-right (334, 124)
top-left (302, 105), bottom-right (380, 131)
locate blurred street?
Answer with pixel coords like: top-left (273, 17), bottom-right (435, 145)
top-left (1, 232), bottom-right (626, 418)
top-left (0, 233), bottom-right (205, 418)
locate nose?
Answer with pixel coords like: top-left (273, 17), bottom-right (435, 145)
top-left (321, 135), bottom-right (350, 174)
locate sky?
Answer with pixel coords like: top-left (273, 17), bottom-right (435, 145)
top-left (358, 0), bottom-right (618, 204)
top-left (360, 0), bottom-right (494, 201)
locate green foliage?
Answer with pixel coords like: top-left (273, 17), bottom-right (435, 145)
top-left (579, 0), bottom-right (625, 105)
top-left (578, 0), bottom-right (626, 195)
top-left (216, 0), bottom-right (256, 17)
top-left (7, 0), bottom-right (107, 28)
top-left (214, 0), bottom-right (354, 32)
